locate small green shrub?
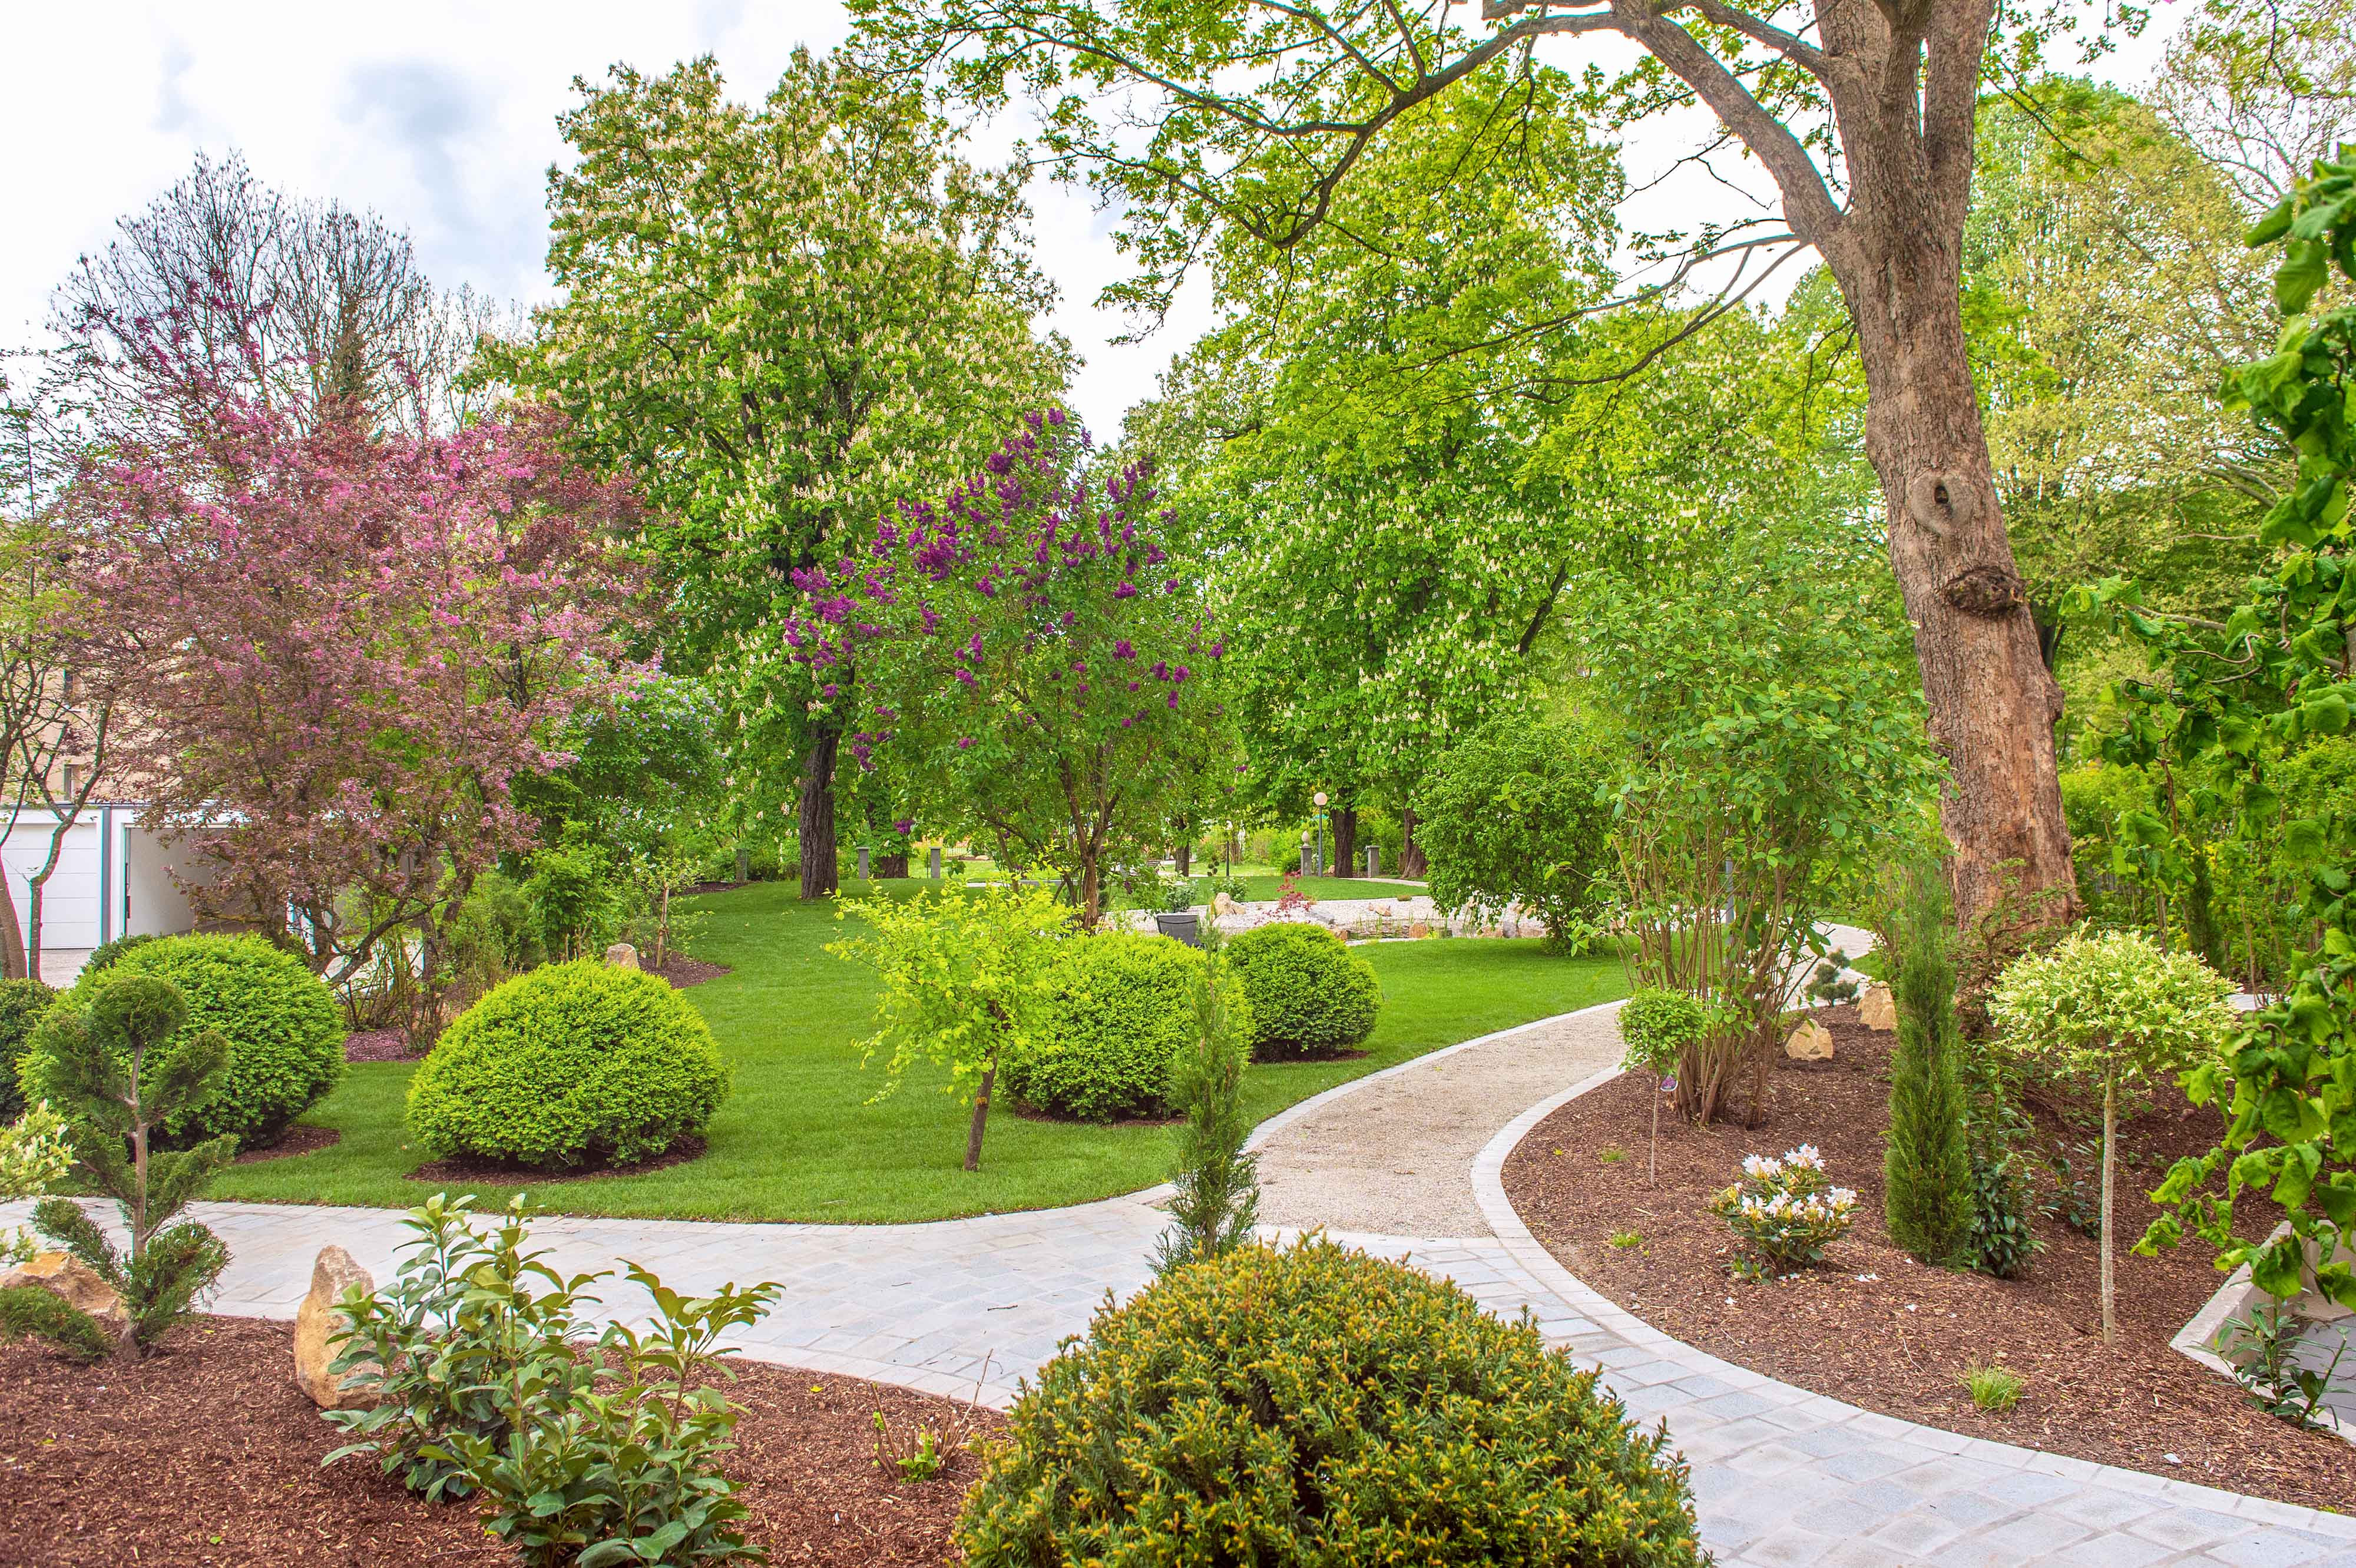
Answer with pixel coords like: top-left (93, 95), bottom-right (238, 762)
top-left (81, 931), bottom-right (158, 977)
top-left (406, 960), bottom-right (729, 1168)
top-left (20, 934), bottom-right (342, 1149)
top-left (1223, 921), bottom-right (1379, 1059)
top-left (0, 978), bottom-right (57, 1120)
top-left (956, 1238), bottom-right (1705, 1566)
top-left (1002, 933), bottom-right (1226, 1121)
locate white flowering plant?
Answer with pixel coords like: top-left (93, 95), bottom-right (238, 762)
top-left (1709, 1144), bottom-right (1859, 1279)
top-left (0, 1101), bottom-right (74, 1264)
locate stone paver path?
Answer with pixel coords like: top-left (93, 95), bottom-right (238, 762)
top-left (11, 937), bottom-right (2353, 1563)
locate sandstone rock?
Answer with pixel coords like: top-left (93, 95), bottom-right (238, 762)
top-left (604, 941), bottom-right (641, 970)
top-left (293, 1245), bottom-right (379, 1410)
top-left (1408, 922), bottom-right (1431, 939)
top-left (0, 1251), bottom-right (131, 1352)
top-left (1784, 1018), bottom-right (1834, 1061)
top-left (1212, 891), bottom-right (1239, 918)
top-left (1858, 983), bottom-right (1897, 1031)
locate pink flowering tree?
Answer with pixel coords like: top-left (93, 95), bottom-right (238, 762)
top-left (73, 302), bottom-right (638, 1036)
top-left (784, 411), bottom-right (1226, 925)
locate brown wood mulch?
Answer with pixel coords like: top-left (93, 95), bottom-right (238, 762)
top-left (406, 1136), bottom-right (709, 1187)
top-left (1503, 1004), bottom-right (2356, 1513)
top-left (0, 1316), bottom-right (994, 1567)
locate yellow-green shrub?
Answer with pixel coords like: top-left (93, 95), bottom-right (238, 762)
top-left (1003, 932), bottom-right (1240, 1121)
top-left (955, 1238), bottom-right (1705, 1566)
top-left (1224, 921), bottom-right (1379, 1058)
top-left (406, 961), bottom-right (728, 1167)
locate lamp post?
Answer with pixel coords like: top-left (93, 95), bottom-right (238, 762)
top-left (1312, 790), bottom-right (1329, 878)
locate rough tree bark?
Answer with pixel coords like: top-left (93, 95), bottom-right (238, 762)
top-left (798, 723), bottom-right (841, 901)
top-left (1594, 0), bottom-right (2081, 935)
top-left (1398, 805), bottom-right (1426, 879)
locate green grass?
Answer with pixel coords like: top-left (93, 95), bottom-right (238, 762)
top-left (209, 881), bottom-right (1624, 1223)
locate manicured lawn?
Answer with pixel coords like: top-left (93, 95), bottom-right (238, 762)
top-left (210, 881), bottom-right (1623, 1223)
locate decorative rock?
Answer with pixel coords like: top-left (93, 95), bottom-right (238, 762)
top-left (604, 941), bottom-right (641, 970)
top-left (1785, 1018), bottom-right (1835, 1061)
top-left (1858, 983), bottom-right (1897, 1031)
top-left (1211, 892), bottom-right (1239, 918)
top-left (293, 1245), bottom-right (379, 1409)
top-left (1408, 922), bottom-right (1431, 940)
top-left (0, 1251), bottom-right (132, 1353)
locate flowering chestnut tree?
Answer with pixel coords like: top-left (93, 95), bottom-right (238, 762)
top-left (784, 411), bottom-right (1225, 924)
top-left (75, 305), bottom-right (638, 1027)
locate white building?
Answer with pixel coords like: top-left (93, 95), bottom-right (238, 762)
top-left (0, 803), bottom-right (207, 985)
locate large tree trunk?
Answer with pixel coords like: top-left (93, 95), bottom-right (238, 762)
top-left (873, 851), bottom-right (909, 879)
top-left (0, 876), bottom-right (25, 981)
top-left (1398, 805), bottom-right (1426, 879)
top-left (1331, 806), bottom-right (1358, 878)
top-left (1827, 221), bottom-right (2079, 941)
top-left (798, 724), bottom-right (841, 901)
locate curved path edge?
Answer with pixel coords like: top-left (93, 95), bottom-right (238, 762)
top-left (1471, 1045), bottom-right (2356, 1560)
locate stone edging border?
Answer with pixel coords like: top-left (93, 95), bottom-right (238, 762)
top-left (1466, 1023), bottom-right (2356, 1542)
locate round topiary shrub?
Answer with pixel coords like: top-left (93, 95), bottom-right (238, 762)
top-left (1001, 932), bottom-right (1235, 1122)
top-left (19, 934), bottom-right (342, 1147)
top-left (0, 978), bottom-right (57, 1121)
top-left (406, 960), bottom-right (729, 1168)
top-left (1224, 921), bottom-right (1380, 1059)
top-left (956, 1238), bottom-right (1705, 1565)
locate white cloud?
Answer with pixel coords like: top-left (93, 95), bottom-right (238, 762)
top-left (2, 3), bottom-right (2186, 434)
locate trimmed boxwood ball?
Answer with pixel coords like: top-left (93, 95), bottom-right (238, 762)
top-left (19, 934), bottom-right (341, 1147)
top-left (1225, 920), bottom-right (1380, 1058)
top-left (406, 960), bottom-right (729, 1167)
top-left (1002, 932), bottom-right (1239, 1122)
top-left (955, 1237), bottom-right (1706, 1566)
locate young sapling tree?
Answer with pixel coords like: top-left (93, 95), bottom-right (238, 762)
top-left (1617, 988), bottom-right (1706, 1185)
top-left (831, 881), bottom-right (1071, 1170)
top-left (1988, 932), bottom-right (2235, 1341)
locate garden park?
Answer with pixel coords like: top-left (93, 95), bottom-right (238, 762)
top-left (3, 1), bottom-right (2356, 1564)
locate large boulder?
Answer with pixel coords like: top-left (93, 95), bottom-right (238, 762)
top-left (604, 941), bottom-right (642, 971)
top-left (293, 1245), bottom-right (379, 1409)
top-left (1784, 1017), bottom-right (1835, 1061)
top-left (1858, 983), bottom-right (1897, 1031)
top-left (1, 1251), bottom-right (131, 1354)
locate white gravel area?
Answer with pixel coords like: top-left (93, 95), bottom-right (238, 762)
top-left (1252, 1004), bottom-right (1628, 1238)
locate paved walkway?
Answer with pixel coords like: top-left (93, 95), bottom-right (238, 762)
top-left (10, 942), bottom-right (2354, 1563)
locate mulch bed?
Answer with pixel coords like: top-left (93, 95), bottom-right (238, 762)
top-left (406, 1135), bottom-right (709, 1187)
top-left (650, 954), bottom-right (732, 988)
top-left (342, 1029), bottom-right (415, 1063)
top-left (0, 1315), bottom-right (995, 1566)
top-left (1503, 1004), bottom-right (2356, 1511)
top-left (233, 1124), bottom-right (343, 1164)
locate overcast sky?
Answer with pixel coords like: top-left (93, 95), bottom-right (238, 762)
top-left (1, 3), bottom-right (2187, 436)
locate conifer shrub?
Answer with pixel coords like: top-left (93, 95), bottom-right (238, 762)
top-left (0, 977), bottom-right (57, 1120)
top-left (405, 960), bottom-right (729, 1167)
top-left (1002, 932), bottom-right (1233, 1121)
top-left (1882, 864), bottom-right (1975, 1266)
top-left (955, 1238), bottom-right (1706, 1566)
top-left (18, 934), bottom-right (342, 1148)
top-left (1223, 921), bottom-right (1380, 1059)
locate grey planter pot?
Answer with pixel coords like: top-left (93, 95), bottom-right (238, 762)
top-left (1153, 911), bottom-right (1202, 947)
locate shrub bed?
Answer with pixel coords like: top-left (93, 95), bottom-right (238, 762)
top-left (1001, 932), bottom-right (1225, 1122)
top-left (955, 1237), bottom-right (1705, 1564)
top-left (405, 960), bottom-right (729, 1167)
top-left (1225, 921), bottom-right (1380, 1058)
top-left (18, 934), bottom-right (342, 1147)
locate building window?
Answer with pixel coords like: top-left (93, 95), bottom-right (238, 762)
top-left (62, 764), bottom-right (81, 800)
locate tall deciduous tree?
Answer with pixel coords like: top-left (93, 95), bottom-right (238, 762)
top-left (77, 305), bottom-right (637, 1033)
top-left (487, 49), bottom-right (1068, 901)
top-left (783, 411), bottom-right (1226, 924)
top-left (854, 0), bottom-right (2102, 935)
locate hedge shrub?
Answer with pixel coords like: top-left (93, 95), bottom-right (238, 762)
top-left (956, 1238), bottom-right (1705, 1566)
top-left (1224, 921), bottom-right (1380, 1058)
top-left (19, 934), bottom-right (341, 1147)
top-left (406, 960), bottom-right (729, 1167)
top-left (1002, 933), bottom-right (1236, 1122)
top-left (0, 978), bottom-right (57, 1120)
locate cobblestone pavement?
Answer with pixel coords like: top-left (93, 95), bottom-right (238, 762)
top-left (9, 938), bottom-right (2351, 1563)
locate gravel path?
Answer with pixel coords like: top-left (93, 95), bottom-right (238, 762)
top-left (1252, 1004), bottom-right (1626, 1237)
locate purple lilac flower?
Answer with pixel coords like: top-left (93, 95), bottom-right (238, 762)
top-left (1114, 582), bottom-right (1136, 599)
